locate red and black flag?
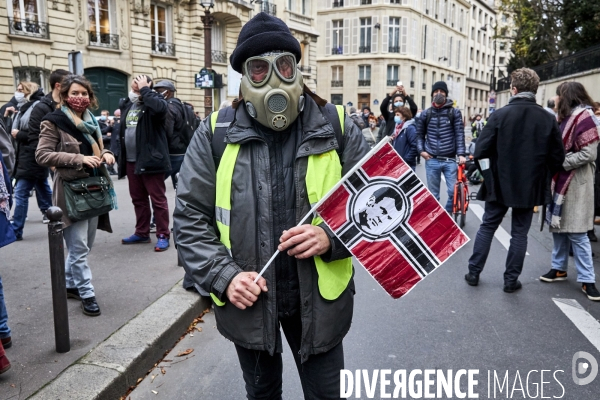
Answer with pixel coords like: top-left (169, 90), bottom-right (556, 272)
top-left (317, 142), bottom-right (469, 299)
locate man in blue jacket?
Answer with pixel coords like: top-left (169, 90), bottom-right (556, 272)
top-left (416, 81), bottom-right (466, 212)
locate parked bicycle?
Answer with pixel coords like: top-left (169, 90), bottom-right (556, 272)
top-left (452, 161), bottom-right (469, 228)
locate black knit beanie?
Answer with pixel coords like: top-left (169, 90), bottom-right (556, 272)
top-left (431, 81), bottom-right (449, 96)
top-left (230, 12), bottom-right (302, 74)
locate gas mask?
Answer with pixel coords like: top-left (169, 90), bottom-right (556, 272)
top-left (240, 52), bottom-right (304, 131)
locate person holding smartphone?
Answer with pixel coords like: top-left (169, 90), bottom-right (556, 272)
top-left (379, 82), bottom-right (417, 140)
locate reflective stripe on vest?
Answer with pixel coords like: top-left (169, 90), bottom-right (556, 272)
top-left (211, 104), bottom-right (351, 303)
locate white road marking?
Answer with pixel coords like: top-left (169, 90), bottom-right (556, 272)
top-left (469, 203), bottom-right (529, 255)
top-left (553, 298), bottom-right (600, 353)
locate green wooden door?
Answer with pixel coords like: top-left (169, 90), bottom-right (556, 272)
top-left (84, 68), bottom-right (128, 116)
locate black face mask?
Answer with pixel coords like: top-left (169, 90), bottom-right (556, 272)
top-left (433, 93), bottom-right (446, 105)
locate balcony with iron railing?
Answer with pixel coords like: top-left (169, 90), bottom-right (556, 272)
top-left (88, 31), bottom-right (119, 50)
top-left (152, 41), bottom-right (176, 57)
top-left (333, 0), bottom-right (344, 7)
top-left (7, 17), bottom-right (50, 39)
top-left (331, 47), bottom-right (344, 55)
top-left (361, 0), bottom-right (372, 4)
top-left (359, 46), bottom-right (371, 53)
top-left (358, 80), bottom-right (371, 86)
top-left (261, 2), bottom-right (276, 16)
top-left (298, 66), bottom-right (312, 74)
top-left (388, 46), bottom-right (400, 53)
top-left (386, 80), bottom-right (398, 86)
top-left (331, 80), bottom-right (343, 87)
top-left (212, 50), bottom-right (228, 63)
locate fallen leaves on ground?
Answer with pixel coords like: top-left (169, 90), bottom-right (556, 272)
top-left (161, 367), bottom-right (166, 375)
top-left (176, 348), bottom-right (194, 357)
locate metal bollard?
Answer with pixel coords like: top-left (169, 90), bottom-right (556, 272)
top-left (46, 206), bottom-right (70, 353)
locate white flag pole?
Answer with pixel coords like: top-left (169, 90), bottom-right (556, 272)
top-left (253, 137), bottom-right (392, 283)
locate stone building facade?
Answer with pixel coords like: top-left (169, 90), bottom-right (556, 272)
top-left (0, 0), bottom-right (318, 117)
top-left (317, 0), bottom-right (469, 118)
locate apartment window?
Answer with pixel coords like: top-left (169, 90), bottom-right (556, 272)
top-left (359, 18), bottom-right (372, 53)
top-left (331, 94), bottom-right (343, 105)
top-left (450, 4), bottom-right (455, 26)
top-left (448, 36), bottom-right (452, 66)
top-left (14, 67), bottom-right (48, 92)
top-left (331, 66), bottom-right (343, 87)
top-left (421, 96), bottom-right (426, 110)
top-left (476, 50), bottom-right (479, 63)
top-left (460, 9), bottom-right (464, 31)
top-left (358, 65), bottom-right (371, 86)
top-left (441, 73), bottom-right (444, 81)
top-left (477, 30), bottom-right (481, 44)
top-left (502, 13), bottom-right (508, 23)
top-left (422, 69), bottom-right (427, 89)
top-left (301, 0), bottom-right (307, 15)
top-left (471, 27), bottom-right (474, 40)
top-left (432, 71), bottom-right (436, 84)
top-left (472, 5), bottom-right (476, 19)
top-left (7, 0), bottom-right (48, 38)
top-left (332, 20), bottom-right (343, 54)
top-left (470, 47), bottom-right (473, 60)
top-left (499, 42), bottom-right (506, 50)
top-left (387, 65), bottom-right (399, 86)
top-left (88, 0), bottom-right (118, 49)
top-left (288, 0), bottom-right (293, 11)
top-left (151, 4), bottom-right (175, 56)
top-left (469, 67), bottom-right (472, 78)
top-left (333, 0), bottom-right (344, 7)
top-left (468, 88), bottom-right (472, 100)
top-left (211, 20), bottom-right (227, 62)
top-left (457, 40), bottom-right (461, 69)
top-left (410, 66), bottom-right (415, 88)
top-left (499, 57), bottom-right (505, 65)
top-left (389, 17), bottom-right (400, 53)
top-left (478, 9), bottom-right (482, 23)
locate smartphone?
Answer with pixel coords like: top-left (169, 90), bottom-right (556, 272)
top-left (397, 81), bottom-right (403, 86)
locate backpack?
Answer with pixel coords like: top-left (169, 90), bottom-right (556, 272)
top-left (168, 99), bottom-right (200, 147)
top-left (424, 106), bottom-right (455, 129)
top-left (208, 103), bottom-right (346, 168)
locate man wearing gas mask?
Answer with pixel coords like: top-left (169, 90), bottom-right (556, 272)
top-left (174, 12), bottom-right (369, 399)
top-left (415, 81), bottom-right (466, 213)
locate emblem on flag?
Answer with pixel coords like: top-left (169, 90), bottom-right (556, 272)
top-left (316, 141), bottom-right (469, 299)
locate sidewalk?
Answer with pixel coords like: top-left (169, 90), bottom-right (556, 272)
top-left (0, 178), bottom-right (199, 399)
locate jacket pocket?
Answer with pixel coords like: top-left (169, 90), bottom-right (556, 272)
top-left (61, 141), bottom-right (82, 153)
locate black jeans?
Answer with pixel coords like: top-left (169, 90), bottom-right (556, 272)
top-left (468, 201), bottom-right (534, 284)
top-left (234, 312), bottom-right (344, 400)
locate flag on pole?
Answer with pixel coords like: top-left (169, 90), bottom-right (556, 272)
top-left (316, 141), bottom-right (469, 299)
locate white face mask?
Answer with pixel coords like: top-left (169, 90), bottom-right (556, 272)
top-left (128, 91), bottom-right (140, 104)
top-left (14, 92), bottom-right (26, 103)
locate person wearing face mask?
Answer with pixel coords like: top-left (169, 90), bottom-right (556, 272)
top-left (415, 81), bottom-right (466, 213)
top-left (361, 113), bottom-right (379, 147)
top-left (35, 74), bottom-right (117, 316)
top-left (379, 85), bottom-right (417, 141)
top-left (173, 12), bottom-right (369, 399)
top-left (9, 81), bottom-right (52, 240)
top-left (391, 107), bottom-right (418, 171)
top-left (97, 110), bottom-right (117, 175)
top-left (118, 75), bottom-right (171, 252)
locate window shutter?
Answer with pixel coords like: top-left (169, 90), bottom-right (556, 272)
top-left (352, 18), bottom-right (358, 54)
top-left (343, 18), bottom-right (350, 54)
top-left (373, 0), bottom-right (379, 5)
top-left (381, 16), bottom-right (389, 54)
top-left (411, 18), bottom-right (418, 56)
top-left (326, 20), bottom-right (332, 56)
top-left (401, 17), bottom-right (408, 53)
top-left (371, 16), bottom-right (378, 53)
top-left (432, 28), bottom-right (438, 62)
top-left (326, 0), bottom-right (332, 9)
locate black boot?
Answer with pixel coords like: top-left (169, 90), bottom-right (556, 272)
top-left (81, 297), bottom-right (101, 316)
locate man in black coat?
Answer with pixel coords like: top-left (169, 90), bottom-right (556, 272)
top-left (119, 75), bottom-right (172, 252)
top-left (465, 68), bottom-right (565, 292)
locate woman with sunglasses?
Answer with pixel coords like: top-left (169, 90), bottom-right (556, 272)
top-left (36, 74), bottom-right (116, 316)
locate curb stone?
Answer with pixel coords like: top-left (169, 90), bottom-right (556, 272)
top-left (28, 280), bottom-right (210, 400)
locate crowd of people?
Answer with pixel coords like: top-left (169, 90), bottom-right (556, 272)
top-left (0, 15), bottom-right (599, 394)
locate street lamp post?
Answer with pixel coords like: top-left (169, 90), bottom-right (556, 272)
top-left (480, 24), bottom-right (497, 92)
top-left (201, 0), bottom-right (214, 118)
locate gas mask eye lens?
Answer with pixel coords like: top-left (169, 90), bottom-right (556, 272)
top-left (275, 55), bottom-right (296, 80)
top-left (247, 59), bottom-right (271, 84)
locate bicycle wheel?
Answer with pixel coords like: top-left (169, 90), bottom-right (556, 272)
top-left (454, 183), bottom-right (465, 228)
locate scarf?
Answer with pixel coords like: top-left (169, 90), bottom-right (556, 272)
top-left (546, 106), bottom-right (600, 228)
top-left (0, 157), bottom-right (10, 218)
top-left (392, 121), bottom-right (403, 140)
top-left (508, 91), bottom-right (536, 103)
top-left (61, 105), bottom-right (118, 211)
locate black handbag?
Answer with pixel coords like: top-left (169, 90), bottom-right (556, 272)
top-left (63, 171), bottom-right (113, 222)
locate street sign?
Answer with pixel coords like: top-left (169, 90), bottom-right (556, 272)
top-left (489, 98), bottom-right (495, 104)
top-left (195, 68), bottom-right (214, 89)
top-left (489, 90), bottom-right (496, 99)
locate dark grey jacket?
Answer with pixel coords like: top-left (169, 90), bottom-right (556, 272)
top-left (416, 98), bottom-right (466, 157)
top-left (173, 97), bottom-right (369, 362)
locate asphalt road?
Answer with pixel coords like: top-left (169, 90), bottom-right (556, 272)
top-left (126, 163), bottom-right (600, 399)
top-left (0, 176), bottom-right (185, 400)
